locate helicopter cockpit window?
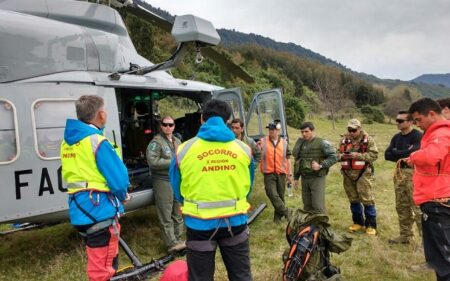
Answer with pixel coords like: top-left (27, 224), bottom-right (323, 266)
top-left (0, 100), bottom-right (19, 164)
top-left (32, 99), bottom-right (77, 160)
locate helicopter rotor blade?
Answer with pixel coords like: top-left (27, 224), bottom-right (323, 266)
top-left (201, 47), bottom-right (254, 83)
top-left (117, 0), bottom-right (254, 83)
top-left (121, 2), bottom-right (172, 33)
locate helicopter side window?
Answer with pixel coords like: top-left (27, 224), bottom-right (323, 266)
top-left (32, 99), bottom-right (77, 160)
top-left (0, 100), bottom-right (19, 164)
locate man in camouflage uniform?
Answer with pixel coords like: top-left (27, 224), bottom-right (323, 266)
top-left (292, 122), bottom-right (337, 214)
top-left (385, 111), bottom-right (422, 244)
top-left (338, 119), bottom-right (378, 235)
top-left (230, 118), bottom-right (261, 164)
top-left (146, 116), bottom-right (184, 252)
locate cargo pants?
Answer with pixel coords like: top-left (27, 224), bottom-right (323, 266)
top-left (264, 173), bottom-right (289, 222)
top-left (153, 178), bottom-right (184, 248)
top-left (301, 176), bottom-right (326, 214)
top-left (394, 168), bottom-right (422, 239)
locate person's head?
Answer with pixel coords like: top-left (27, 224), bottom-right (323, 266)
top-left (408, 98), bottom-right (443, 131)
top-left (230, 118), bottom-right (244, 138)
top-left (266, 121), bottom-right (281, 139)
top-left (201, 99), bottom-right (232, 123)
top-left (76, 95), bottom-right (107, 128)
top-left (300, 122), bottom-right (315, 141)
top-left (160, 116), bottom-right (175, 137)
top-left (347, 118), bottom-right (362, 138)
top-left (437, 97), bottom-right (450, 120)
top-left (395, 110), bottom-right (414, 132)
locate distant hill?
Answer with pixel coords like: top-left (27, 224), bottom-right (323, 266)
top-left (411, 73), bottom-right (450, 88)
top-left (218, 29), bottom-right (346, 69)
top-left (138, 1), bottom-right (450, 99)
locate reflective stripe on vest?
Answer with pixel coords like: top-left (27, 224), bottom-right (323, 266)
top-left (260, 136), bottom-right (288, 174)
top-left (176, 137), bottom-right (251, 219)
top-left (61, 134), bottom-right (116, 194)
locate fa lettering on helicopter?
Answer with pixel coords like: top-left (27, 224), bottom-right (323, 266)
top-left (0, 0), bottom-right (288, 225)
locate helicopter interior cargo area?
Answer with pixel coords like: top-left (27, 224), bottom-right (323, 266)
top-left (116, 88), bottom-right (207, 193)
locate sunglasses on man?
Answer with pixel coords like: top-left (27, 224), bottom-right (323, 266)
top-left (347, 128), bottom-right (358, 133)
top-left (161, 123), bottom-right (174, 127)
top-left (395, 119), bottom-right (407, 124)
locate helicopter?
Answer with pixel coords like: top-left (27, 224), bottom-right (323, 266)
top-left (0, 0), bottom-right (288, 226)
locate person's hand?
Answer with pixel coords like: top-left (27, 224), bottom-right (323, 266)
top-left (293, 180), bottom-right (299, 190)
top-left (403, 157), bottom-right (413, 167)
top-left (123, 193), bottom-right (131, 204)
top-left (311, 161), bottom-right (321, 171)
top-left (350, 152), bottom-right (359, 158)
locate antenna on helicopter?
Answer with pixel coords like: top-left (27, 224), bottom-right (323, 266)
top-left (109, 14), bottom-right (219, 80)
top-left (110, 0), bottom-right (254, 83)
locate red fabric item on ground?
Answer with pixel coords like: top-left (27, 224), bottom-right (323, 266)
top-left (86, 223), bottom-right (121, 281)
top-left (160, 260), bottom-right (188, 281)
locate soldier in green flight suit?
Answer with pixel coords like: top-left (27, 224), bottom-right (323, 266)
top-left (292, 122), bottom-right (337, 214)
top-left (146, 116), bottom-right (185, 253)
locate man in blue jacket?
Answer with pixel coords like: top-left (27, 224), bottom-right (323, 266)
top-left (170, 99), bottom-right (255, 281)
top-left (61, 95), bottom-right (129, 281)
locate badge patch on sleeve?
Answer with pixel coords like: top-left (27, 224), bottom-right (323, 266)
top-left (149, 142), bottom-right (157, 151)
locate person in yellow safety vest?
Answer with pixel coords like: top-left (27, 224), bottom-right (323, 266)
top-left (170, 99), bottom-right (255, 281)
top-left (260, 121), bottom-right (292, 223)
top-left (61, 95), bottom-right (130, 281)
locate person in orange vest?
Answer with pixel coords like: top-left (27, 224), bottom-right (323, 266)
top-left (260, 121), bottom-right (292, 223)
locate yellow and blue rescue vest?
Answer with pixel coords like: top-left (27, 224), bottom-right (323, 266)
top-left (61, 134), bottom-right (120, 193)
top-left (176, 137), bottom-right (252, 219)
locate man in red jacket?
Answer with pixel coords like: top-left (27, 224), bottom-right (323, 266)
top-left (406, 98), bottom-right (450, 281)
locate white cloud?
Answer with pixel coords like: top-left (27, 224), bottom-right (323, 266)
top-left (148, 0), bottom-right (450, 80)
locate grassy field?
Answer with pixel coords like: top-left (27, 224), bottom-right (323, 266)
top-left (0, 118), bottom-right (435, 281)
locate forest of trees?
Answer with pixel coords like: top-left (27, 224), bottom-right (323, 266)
top-left (118, 6), bottom-right (429, 128)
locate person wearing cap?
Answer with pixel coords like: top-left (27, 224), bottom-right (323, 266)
top-left (231, 118), bottom-right (261, 164)
top-left (260, 121), bottom-right (292, 223)
top-left (338, 118), bottom-right (379, 235)
top-left (384, 111), bottom-right (422, 244)
top-left (146, 116), bottom-right (184, 253)
top-left (292, 122), bottom-right (337, 214)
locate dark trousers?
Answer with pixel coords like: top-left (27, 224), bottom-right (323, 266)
top-left (263, 173), bottom-right (288, 221)
top-left (421, 202), bottom-right (450, 281)
top-left (186, 224), bottom-right (252, 281)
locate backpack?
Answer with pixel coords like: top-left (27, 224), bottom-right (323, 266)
top-left (282, 209), bottom-right (352, 281)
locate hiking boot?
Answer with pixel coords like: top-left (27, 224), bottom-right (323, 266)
top-left (388, 236), bottom-right (410, 244)
top-left (365, 227), bottom-right (377, 235)
top-left (348, 224), bottom-right (365, 233)
top-left (168, 241), bottom-right (186, 253)
top-left (410, 262), bottom-right (433, 272)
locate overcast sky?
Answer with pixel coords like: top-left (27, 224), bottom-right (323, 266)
top-left (149, 0), bottom-right (450, 81)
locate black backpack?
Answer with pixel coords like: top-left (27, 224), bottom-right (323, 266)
top-left (282, 209), bottom-right (351, 281)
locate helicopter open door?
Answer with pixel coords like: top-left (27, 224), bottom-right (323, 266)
top-left (212, 88), bottom-right (246, 122)
top-left (245, 88), bottom-right (288, 142)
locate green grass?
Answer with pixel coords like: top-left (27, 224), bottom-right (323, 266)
top-left (0, 119), bottom-right (435, 281)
